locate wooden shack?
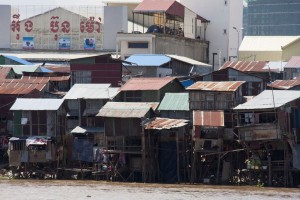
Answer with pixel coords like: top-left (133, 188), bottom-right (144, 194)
top-left (191, 110), bottom-right (225, 184)
top-left (234, 90), bottom-right (300, 187)
top-left (97, 102), bottom-right (159, 182)
top-left (119, 77), bottom-right (184, 102)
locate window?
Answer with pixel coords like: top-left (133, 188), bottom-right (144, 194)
top-left (223, 29), bottom-right (227, 35)
top-left (128, 42), bottom-right (148, 49)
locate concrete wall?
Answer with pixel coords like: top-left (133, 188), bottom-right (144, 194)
top-left (103, 6), bottom-right (128, 50)
top-left (0, 5), bottom-right (11, 49)
top-left (179, 0), bottom-right (243, 68)
top-left (155, 34), bottom-right (209, 62)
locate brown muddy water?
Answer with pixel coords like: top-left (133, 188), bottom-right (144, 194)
top-left (0, 180), bottom-right (300, 200)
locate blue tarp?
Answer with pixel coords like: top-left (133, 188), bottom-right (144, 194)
top-left (180, 79), bottom-right (195, 88)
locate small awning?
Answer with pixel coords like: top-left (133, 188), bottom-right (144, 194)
top-left (144, 117), bottom-right (189, 130)
top-left (71, 126), bottom-right (104, 134)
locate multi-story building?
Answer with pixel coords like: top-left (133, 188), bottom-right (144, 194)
top-left (179, 0), bottom-right (243, 68)
top-left (245, 0), bottom-right (300, 36)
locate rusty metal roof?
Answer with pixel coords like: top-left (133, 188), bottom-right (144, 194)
top-left (0, 79), bottom-right (47, 95)
top-left (0, 67), bottom-right (12, 79)
top-left (268, 79), bottom-right (300, 90)
top-left (284, 56), bottom-right (300, 68)
top-left (97, 102), bottom-right (159, 118)
top-left (22, 75), bottom-right (70, 82)
top-left (120, 77), bottom-right (176, 91)
top-left (186, 81), bottom-right (245, 92)
top-left (193, 110), bottom-right (224, 127)
top-left (144, 117), bottom-right (189, 130)
top-left (220, 61), bottom-right (268, 72)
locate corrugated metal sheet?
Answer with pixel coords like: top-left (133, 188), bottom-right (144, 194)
top-left (124, 54), bottom-right (171, 67)
top-left (166, 54), bottom-right (212, 67)
top-left (158, 93), bottom-right (189, 111)
top-left (0, 67), bottom-right (12, 79)
top-left (1, 65), bottom-right (39, 75)
top-left (64, 84), bottom-right (119, 99)
top-left (22, 75), bottom-right (70, 82)
top-left (186, 81), bottom-right (245, 92)
top-left (193, 110), bottom-right (224, 127)
top-left (3, 55), bottom-right (33, 65)
top-left (120, 77), bottom-right (175, 91)
top-left (0, 79), bottom-right (47, 94)
top-left (220, 61), bottom-right (268, 72)
top-left (10, 98), bottom-right (64, 111)
top-left (268, 79), bottom-right (300, 90)
top-left (239, 36), bottom-right (300, 52)
top-left (71, 126), bottom-right (104, 134)
top-left (104, 0), bottom-right (141, 3)
top-left (144, 117), bottom-right (189, 130)
top-left (43, 65), bottom-right (70, 73)
top-left (284, 56), bottom-right (300, 68)
top-left (263, 61), bottom-right (287, 72)
top-left (234, 90), bottom-right (300, 110)
top-left (97, 102), bottom-right (159, 118)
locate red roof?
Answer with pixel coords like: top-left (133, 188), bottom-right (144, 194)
top-left (134, 0), bottom-right (209, 22)
top-left (186, 81), bottom-right (245, 92)
top-left (120, 77), bottom-right (176, 91)
top-left (220, 61), bottom-right (268, 72)
top-left (268, 79), bottom-right (300, 90)
top-left (43, 65), bottom-right (70, 73)
top-left (0, 79), bottom-right (47, 95)
top-left (0, 67), bottom-right (12, 79)
top-left (193, 110), bottom-right (224, 127)
top-left (284, 56), bottom-right (300, 68)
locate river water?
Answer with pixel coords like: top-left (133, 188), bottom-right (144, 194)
top-left (0, 180), bottom-right (300, 200)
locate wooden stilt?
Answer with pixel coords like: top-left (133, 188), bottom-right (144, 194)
top-left (142, 127), bottom-right (146, 183)
top-left (176, 130), bottom-right (180, 183)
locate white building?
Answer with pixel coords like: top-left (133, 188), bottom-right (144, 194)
top-left (178, 0), bottom-right (243, 69)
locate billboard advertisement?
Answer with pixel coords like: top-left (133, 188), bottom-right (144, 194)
top-left (59, 37), bottom-right (71, 50)
top-left (84, 38), bottom-right (95, 50)
top-left (22, 36), bottom-right (34, 49)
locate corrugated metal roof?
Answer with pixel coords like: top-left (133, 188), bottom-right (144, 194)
top-left (71, 126), bottom-right (104, 134)
top-left (186, 81), bottom-right (245, 92)
top-left (193, 110), bottom-right (224, 127)
top-left (268, 79), bottom-right (300, 90)
top-left (10, 98), bottom-right (64, 111)
top-left (0, 79), bottom-right (47, 94)
top-left (124, 54), bottom-right (171, 67)
top-left (166, 55), bottom-right (212, 67)
top-left (22, 75), bottom-right (70, 82)
top-left (3, 55), bottom-right (33, 65)
top-left (0, 67), bottom-right (12, 79)
top-left (1, 65), bottom-right (39, 75)
top-left (234, 90), bottom-right (300, 110)
top-left (263, 61), bottom-right (287, 72)
top-left (97, 102), bottom-right (159, 118)
top-left (158, 93), bottom-right (189, 111)
top-left (239, 36), bottom-right (300, 51)
top-left (64, 84), bottom-right (119, 99)
top-left (144, 117), bottom-right (189, 130)
top-left (120, 77), bottom-right (176, 91)
top-left (284, 56), bottom-right (300, 68)
top-left (220, 61), bottom-right (268, 72)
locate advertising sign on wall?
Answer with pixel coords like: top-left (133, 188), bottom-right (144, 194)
top-left (59, 37), bottom-right (71, 50)
top-left (84, 38), bottom-right (95, 50)
top-left (22, 36), bottom-right (34, 49)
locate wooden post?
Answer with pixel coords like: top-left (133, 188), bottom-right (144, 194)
top-left (216, 152), bottom-right (221, 184)
top-left (142, 126), bottom-right (146, 183)
top-left (268, 151), bottom-right (271, 186)
top-left (176, 130), bottom-right (180, 183)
